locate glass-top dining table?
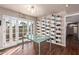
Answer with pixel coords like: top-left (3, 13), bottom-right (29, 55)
top-left (22, 34), bottom-right (52, 55)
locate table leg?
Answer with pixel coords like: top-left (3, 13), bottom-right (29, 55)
top-left (49, 39), bottom-right (52, 55)
top-left (39, 42), bottom-right (40, 55)
top-left (22, 38), bottom-right (24, 50)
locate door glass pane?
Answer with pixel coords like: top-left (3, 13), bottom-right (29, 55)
top-left (23, 22), bottom-right (27, 36)
top-left (31, 23), bottom-right (33, 34)
top-left (28, 22), bottom-right (33, 35)
top-left (18, 20), bottom-right (23, 40)
top-left (12, 19), bottom-right (16, 41)
top-left (6, 21), bottom-right (10, 42)
top-left (28, 22), bottom-right (31, 34)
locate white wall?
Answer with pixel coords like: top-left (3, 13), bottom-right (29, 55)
top-left (78, 23), bottom-right (79, 40)
top-left (0, 20), bottom-right (3, 48)
top-left (66, 15), bottom-right (79, 23)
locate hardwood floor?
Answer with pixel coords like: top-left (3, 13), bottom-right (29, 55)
top-left (0, 36), bottom-right (79, 55)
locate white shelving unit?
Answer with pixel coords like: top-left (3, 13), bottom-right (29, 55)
top-left (36, 14), bottom-right (64, 46)
top-left (36, 19), bottom-right (41, 35)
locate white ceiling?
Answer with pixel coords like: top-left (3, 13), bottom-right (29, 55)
top-left (0, 4), bottom-right (79, 17)
top-left (66, 4), bottom-right (79, 14)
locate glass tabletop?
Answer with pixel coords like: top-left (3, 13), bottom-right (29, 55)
top-left (26, 34), bottom-right (50, 43)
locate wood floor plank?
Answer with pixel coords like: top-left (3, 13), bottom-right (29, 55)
top-left (0, 36), bottom-right (79, 55)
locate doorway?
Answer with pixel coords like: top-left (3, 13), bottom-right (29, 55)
top-left (66, 14), bottom-right (79, 50)
top-left (66, 22), bottom-right (78, 40)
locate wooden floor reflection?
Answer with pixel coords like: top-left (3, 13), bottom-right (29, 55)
top-left (0, 36), bottom-right (79, 55)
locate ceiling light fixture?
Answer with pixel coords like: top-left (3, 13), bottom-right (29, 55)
top-left (27, 5), bottom-right (35, 14)
top-left (66, 4), bottom-right (69, 7)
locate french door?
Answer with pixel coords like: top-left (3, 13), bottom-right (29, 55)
top-left (18, 19), bottom-right (34, 40)
top-left (5, 16), bottom-right (34, 44)
top-left (1, 15), bottom-right (35, 49)
top-left (5, 17), bottom-right (17, 43)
